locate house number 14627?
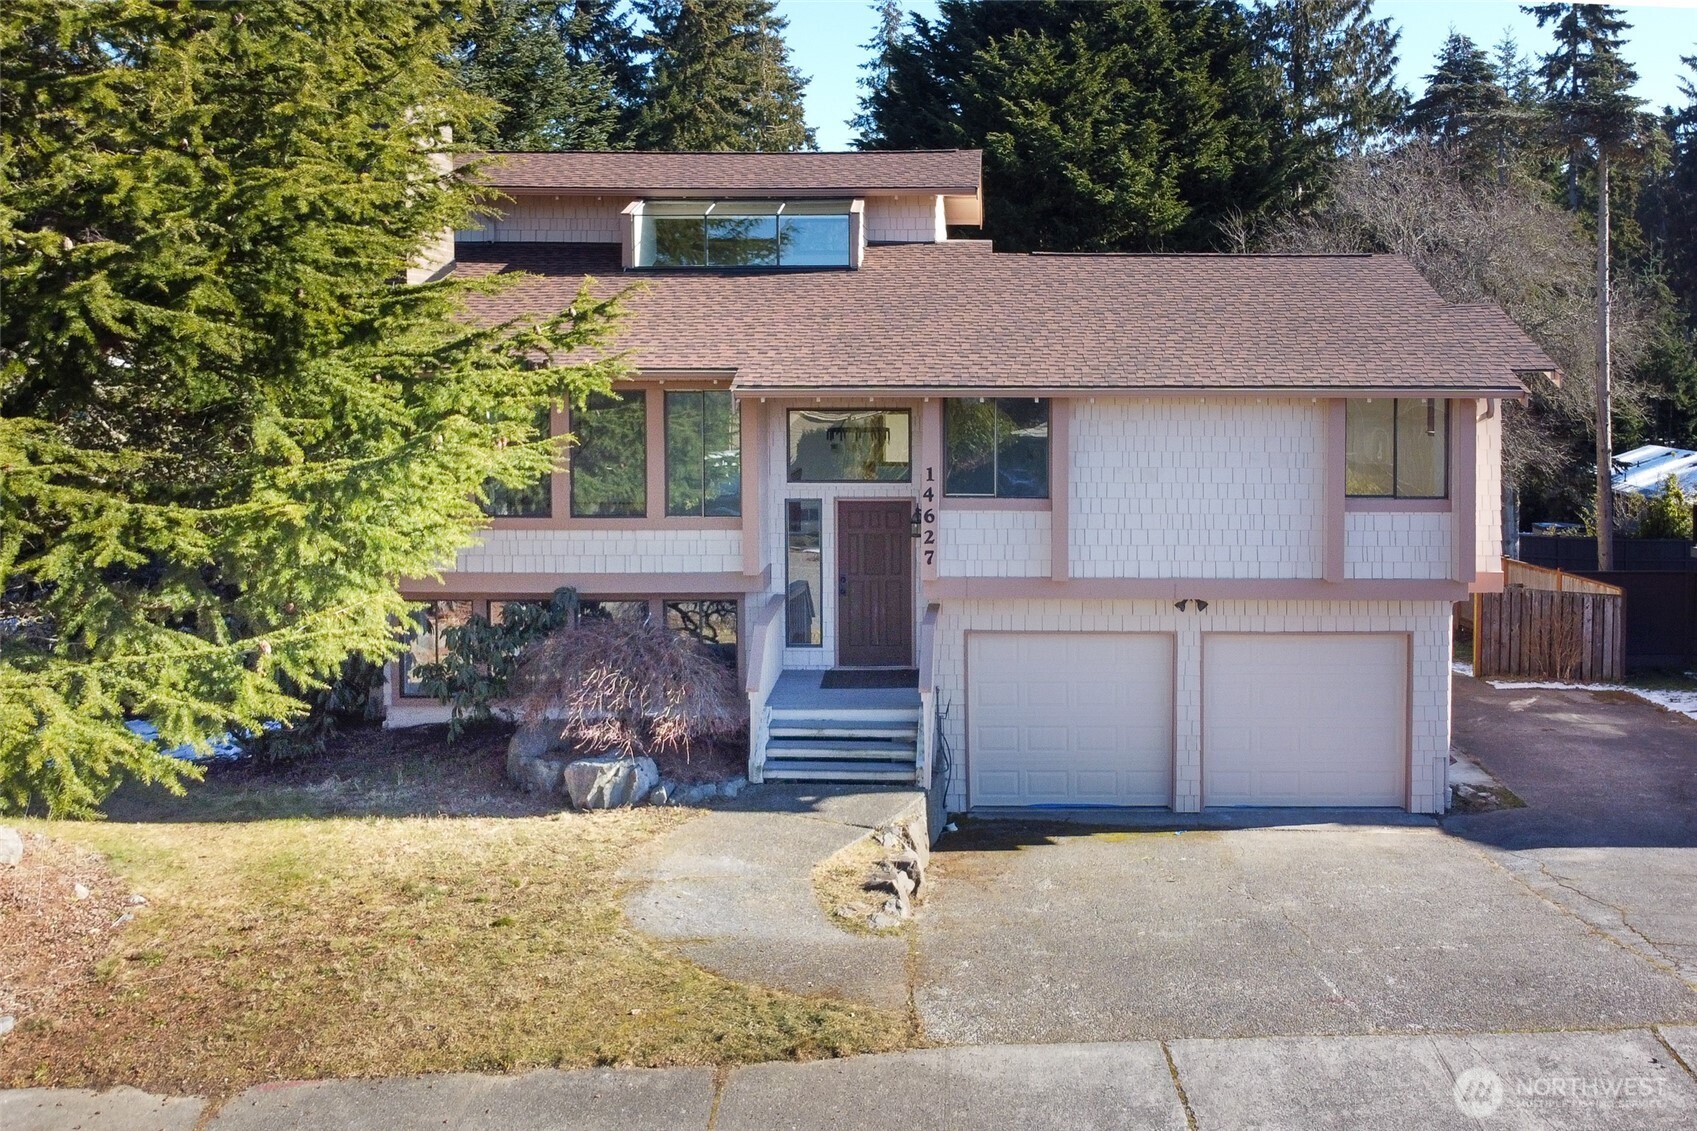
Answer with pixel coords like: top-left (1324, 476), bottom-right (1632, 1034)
top-left (917, 467), bottom-right (938, 566)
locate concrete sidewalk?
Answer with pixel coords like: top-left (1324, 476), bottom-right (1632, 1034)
top-left (7, 1027), bottom-right (1696, 1130)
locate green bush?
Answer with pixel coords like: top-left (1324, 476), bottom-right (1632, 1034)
top-left (414, 588), bottom-right (578, 738)
top-left (1636, 474), bottom-right (1695, 540)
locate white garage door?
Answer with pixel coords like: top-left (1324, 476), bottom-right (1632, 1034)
top-left (968, 633), bottom-right (1173, 807)
top-left (1203, 634), bottom-right (1406, 807)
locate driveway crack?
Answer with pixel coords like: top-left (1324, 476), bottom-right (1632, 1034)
top-left (1532, 861), bottom-right (1687, 978)
top-left (1160, 1041), bottom-right (1200, 1131)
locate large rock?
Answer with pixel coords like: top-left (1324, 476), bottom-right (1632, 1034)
top-left (506, 722), bottom-right (570, 796)
top-left (561, 753), bottom-right (660, 809)
top-left (0, 825), bottom-right (21, 867)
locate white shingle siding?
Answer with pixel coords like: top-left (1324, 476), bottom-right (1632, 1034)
top-left (931, 598), bottom-right (1453, 815)
top-left (456, 195), bottom-right (628, 244)
top-left (1344, 512), bottom-right (1452, 580)
top-left (939, 510), bottom-right (1050, 577)
top-left (1070, 397), bottom-right (1325, 579)
top-left (450, 528), bottom-right (742, 576)
top-left (864, 194), bottom-right (947, 243)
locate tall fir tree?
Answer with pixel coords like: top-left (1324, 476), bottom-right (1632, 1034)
top-left (1524, 2), bottom-right (1640, 211)
top-left (1635, 55), bottom-right (1697, 446)
top-left (634, 0), bottom-right (815, 151)
top-left (1524, 3), bottom-right (1654, 566)
top-left (854, 0), bottom-right (1296, 251)
top-left (0, 0), bottom-right (627, 815)
top-left (1407, 33), bottom-right (1507, 161)
top-left (454, 0), bottom-right (641, 151)
top-left (849, 0), bottom-right (905, 144)
top-left (1251, 0), bottom-right (1406, 194)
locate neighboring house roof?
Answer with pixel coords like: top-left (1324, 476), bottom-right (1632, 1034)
top-left (459, 149), bottom-right (984, 197)
top-left (1613, 444), bottom-right (1697, 496)
top-left (453, 240), bottom-right (1554, 396)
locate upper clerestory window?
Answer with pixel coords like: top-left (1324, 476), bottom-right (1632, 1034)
top-left (635, 200), bottom-right (852, 269)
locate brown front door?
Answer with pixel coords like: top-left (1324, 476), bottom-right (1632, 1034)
top-left (836, 500), bottom-right (915, 667)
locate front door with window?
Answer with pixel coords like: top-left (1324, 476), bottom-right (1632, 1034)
top-left (836, 500), bottom-right (914, 666)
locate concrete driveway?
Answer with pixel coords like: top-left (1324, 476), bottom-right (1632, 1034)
top-left (915, 674), bottom-right (1697, 1045)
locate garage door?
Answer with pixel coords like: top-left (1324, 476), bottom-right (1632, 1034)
top-left (968, 633), bottom-right (1173, 806)
top-left (1202, 634), bottom-right (1406, 807)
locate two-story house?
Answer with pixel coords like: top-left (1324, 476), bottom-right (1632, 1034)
top-left (385, 149), bottom-right (1553, 816)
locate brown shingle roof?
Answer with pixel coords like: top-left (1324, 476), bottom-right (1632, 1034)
top-left (453, 240), bottom-right (1552, 395)
top-left (461, 150), bottom-right (983, 196)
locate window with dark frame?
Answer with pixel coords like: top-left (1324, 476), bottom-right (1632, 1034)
top-left (944, 398), bottom-right (1050, 498)
top-left (637, 200), bottom-right (852, 269)
top-left (665, 599), bottom-right (739, 670)
top-left (1345, 398), bottom-right (1449, 499)
top-left (399, 600), bottom-right (473, 697)
top-left (570, 392), bottom-right (647, 517)
top-left (665, 390), bottom-right (742, 517)
top-left (785, 500), bottom-right (823, 646)
top-left (482, 404), bottom-right (554, 518)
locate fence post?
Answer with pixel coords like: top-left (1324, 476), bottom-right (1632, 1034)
top-left (1472, 592), bottom-right (1481, 672)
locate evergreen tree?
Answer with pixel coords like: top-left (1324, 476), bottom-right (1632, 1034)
top-left (855, 0), bottom-right (1295, 251)
top-left (454, 0), bottom-right (641, 151)
top-left (1408, 32), bottom-right (1507, 164)
top-left (1252, 0), bottom-right (1406, 192)
top-left (0, 0), bottom-right (627, 816)
top-left (634, 0), bottom-right (815, 151)
top-left (849, 0), bottom-right (905, 144)
top-left (1636, 55), bottom-right (1697, 446)
top-left (1524, 3), bottom-right (1654, 566)
top-left (1524, 2), bottom-right (1640, 210)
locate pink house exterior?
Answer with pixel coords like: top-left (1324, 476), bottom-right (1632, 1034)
top-left (385, 150), bottom-right (1553, 816)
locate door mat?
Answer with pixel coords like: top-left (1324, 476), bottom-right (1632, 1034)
top-left (820, 668), bottom-right (919, 690)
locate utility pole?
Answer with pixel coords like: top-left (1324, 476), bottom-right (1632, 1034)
top-left (1594, 145), bottom-right (1615, 571)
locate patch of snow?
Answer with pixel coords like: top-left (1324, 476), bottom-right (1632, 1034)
top-left (1479, 678), bottom-right (1697, 723)
top-left (1451, 661), bottom-right (1474, 677)
top-left (1447, 752), bottom-right (1497, 789)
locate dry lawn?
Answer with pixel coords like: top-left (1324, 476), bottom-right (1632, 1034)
top-left (0, 725), bottom-right (913, 1098)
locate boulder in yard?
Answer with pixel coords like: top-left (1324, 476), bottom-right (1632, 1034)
top-left (505, 722), bottom-right (570, 796)
top-left (561, 753), bottom-right (660, 809)
top-left (0, 825), bottom-right (22, 867)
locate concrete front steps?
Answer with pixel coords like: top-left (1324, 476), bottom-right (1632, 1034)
top-left (761, 705), bottom-right (921, 784)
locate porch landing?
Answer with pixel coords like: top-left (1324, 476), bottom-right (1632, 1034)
top-left (767, 669), bottom-right (922, 714)
top-left (758, 670), bottom-right (923, 785)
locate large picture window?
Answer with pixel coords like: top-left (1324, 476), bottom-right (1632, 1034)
top-left (1346, 398), bottom-right (1448, 499)
top-left (666, 599), bottom-right (739, 670)
top-left (483, 404), bottom-right (554, 518)
top-left (786, 500), bottom-right (823, 646)
top-left (570, 392), bottom-right (647, 517)
top-left (788, 409), bottom-right (911, 482)
top-left (944, 398), bottom-right (1050, 498)
top-left (399, 600), bottom-right (473, 697)
top-left (666, 391), bottom-right (741, 516)
top-left (638, 200), bottom-right (851, 269)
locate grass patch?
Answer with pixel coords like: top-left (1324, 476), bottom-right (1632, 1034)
top-left (0, 727), bottom-right (913, 1098)
top-left (811, 835), bottom-right (905, 936)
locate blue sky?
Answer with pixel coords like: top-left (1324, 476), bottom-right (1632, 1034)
top-left (774, 0), bottom-right (1697, 151)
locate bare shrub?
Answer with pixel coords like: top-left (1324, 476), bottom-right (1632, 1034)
top-left (507, 617), bottom-right (746, 759)
top-left (1257, 143), bottom-right (1656, 496)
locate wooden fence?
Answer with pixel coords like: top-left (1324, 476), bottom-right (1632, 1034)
top-left (1474, 560), bottom-right (1625, 682)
